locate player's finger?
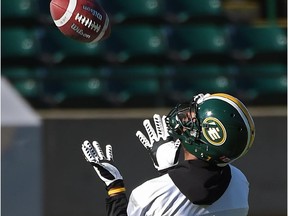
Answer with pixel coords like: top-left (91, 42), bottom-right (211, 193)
top-left (81, 142), bottom-right (90, 160)
top-left (92, 141), bottom-right (105, 160)
top-left (153, 114), bottom-right (164, 140)
top-left (136, 130), bottom-right (152, 149)
top-left (82, 140), bottom-right (90, 152)
top-left (161, 115), bottom-right (169, 140)
top-left (143, 119), bottom-right (157, 144)
top-left (106, 144), bottom-right (113, 161)
top-left (82, 140), bottom-right (98, 162)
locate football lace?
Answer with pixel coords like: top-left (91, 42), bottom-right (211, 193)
top-left (75, 13), bottom-right (101, 32)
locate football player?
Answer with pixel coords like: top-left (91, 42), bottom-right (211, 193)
top-left (82, 93), bottom-right (255, 216)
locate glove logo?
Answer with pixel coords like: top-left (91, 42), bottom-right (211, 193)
top-left (202, 117), bottom-right (227, 146)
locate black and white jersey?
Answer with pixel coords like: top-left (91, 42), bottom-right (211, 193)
top-left (127, 163), bottom-right (249, 216)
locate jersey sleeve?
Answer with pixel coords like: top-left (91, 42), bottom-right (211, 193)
top-left (127, 190), bottom-right (146, 216)
top-left (106, 193), bottom-right (128, 216)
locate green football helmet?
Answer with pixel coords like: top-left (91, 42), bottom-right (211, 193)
top-left (166, 93), bottom-right (255, 166)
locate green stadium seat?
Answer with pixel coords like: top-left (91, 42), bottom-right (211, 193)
top-left (2, 28), bottom-right (41, 60)
top-left (44, 66), bottom-right (109, 107)
top-left (62, 79), bottom-right (104, 97)
top-left (238, 64), bottom-right (287, 104)
top-left (47, 66), bottom-right (107, 79)
top-left (106, 65), bottom-right (163, 106)
top-left (168, 25), bottom-right (231, 63)
top-left (42, 27), bottom-right (106, 65)
top-left (2, 67), bottom-right (44, 98)
top-left (165, 0), bottom-right (224, 23)
top-left (100, 0), bottom-right (165, 23)
top-left (2, 67), bottom-right (39, 79)
top-left (167, 64), bottom-right (236, 102)
top-left (46, 66), bottom-right (107, 96)
top-left (1, 0), bottom-right (38, 19)
top-left (253, 76), bottom-right (287, 93)
top-left (239, 26), bottom-right (286, 52)
top-left (239, 64), bottom-right (287, 93)
top-left (105, 25), bottom-right (168, 63)
top-left (235, 25), bottom-right (287, 63)
top-left (12, 79), bottom-right (42, 98)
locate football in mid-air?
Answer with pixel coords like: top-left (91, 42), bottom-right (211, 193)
top-left (50, 0), bottom-right (111, 43)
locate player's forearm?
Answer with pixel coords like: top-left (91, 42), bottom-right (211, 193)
top-left (106, 193), bottom-right (128, 216)
top-left (105, 179), bottom-right (128, 216)
top-left (82, 141), bottom-right (127, 215)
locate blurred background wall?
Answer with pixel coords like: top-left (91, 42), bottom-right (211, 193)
top-left (1, 0), bottom-right (287, 216)
top-left (1, 78), bottom-right (42, 216)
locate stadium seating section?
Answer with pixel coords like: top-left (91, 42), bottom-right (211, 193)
top-left (1, 0), bottom-right (287, 108)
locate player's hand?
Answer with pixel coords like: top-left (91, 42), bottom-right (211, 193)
top-left (136, 114), bottom-right (181, 173)
top-left (82, 140), bottom-right (123, 187)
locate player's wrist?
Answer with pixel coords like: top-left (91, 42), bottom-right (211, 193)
top-left (106, 179), bottom-right (126, 197)
top-left (108, 187), bottom-right (126, 197)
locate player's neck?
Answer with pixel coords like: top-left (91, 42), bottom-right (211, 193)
top-left (183, 149), bottom-right (198, 161)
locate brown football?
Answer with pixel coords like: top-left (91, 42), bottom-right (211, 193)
top-left (50, 0), bottom-right (111, 43)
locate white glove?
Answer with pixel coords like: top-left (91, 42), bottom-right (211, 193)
top-left (81, 140), bottom-right (123, 187)
top-left (136, 114), bottom-right (181, 172)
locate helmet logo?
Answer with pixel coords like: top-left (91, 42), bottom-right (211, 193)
top-left (202, 117), bottom-right (227, 146)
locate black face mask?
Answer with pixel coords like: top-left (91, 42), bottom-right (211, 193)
top-left (165, 100), bottom-right (201, 144)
